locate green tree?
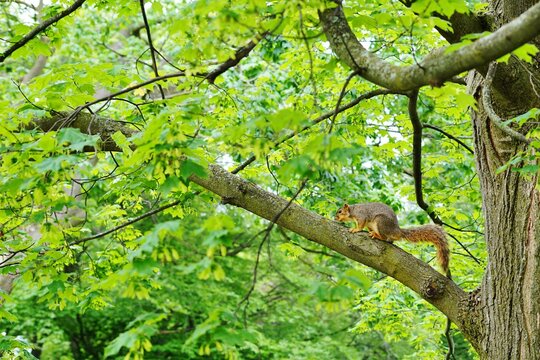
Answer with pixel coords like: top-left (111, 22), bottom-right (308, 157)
top-left (0, 0), bottom-right (539, 359)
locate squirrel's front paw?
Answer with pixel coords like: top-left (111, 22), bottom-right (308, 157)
top-left (349, 228), bottom-right (361, 233)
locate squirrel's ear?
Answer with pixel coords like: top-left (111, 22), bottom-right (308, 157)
top-left (344, 204), bottom-right (349, 210)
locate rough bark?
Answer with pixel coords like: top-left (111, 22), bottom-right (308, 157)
top-left (469, 69), bottom-right (540, 358)
top-left (466, 1), bottom-right (540, 357)
top-left (320, 0), bottom-right (540, 357)
top-left (319, 3), bottom-right (540, 90)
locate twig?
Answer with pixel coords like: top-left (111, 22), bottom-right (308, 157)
top-left (69, 199), bottom-right (183, 245)
top-left (328, 70), bottom-right (360, 134)
top-left (446, 232), bottom-right (482, 265)
top-left (139, 0), bottom-right (165, 99)
top-left (445, 318), bottom-right (456, 360)
top-left (298, 5), bottom-right (318, 103)
top-left (238, 179), bottom-right (308, 327)
top-left (205, 32), bottom-right (267, 84)
top-left (423, 123), bottom-right (474, 154)
top-left (0, 0), bottom-right (86, 63)
top-left (232, 88), bottom-right (403, 174)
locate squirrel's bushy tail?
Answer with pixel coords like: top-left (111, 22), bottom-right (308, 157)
top-left (400, 225), bottom-right (449, 274)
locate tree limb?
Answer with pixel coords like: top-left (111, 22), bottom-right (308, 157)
top-left (0, 0), bottom-right (86, 63)
top-left (319, 3), bottom-right (540, 91)
top-left (190, 165), bottom-right (469, 330)
top-left (482, 62), bottom-right (531, 144)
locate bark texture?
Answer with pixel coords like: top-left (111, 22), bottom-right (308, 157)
top-left (320, 0), bottom-right (540, 357)
top-left (470, 71), bottom-right (540, 359)
top-left (467, 1), bottom-right (540, 357)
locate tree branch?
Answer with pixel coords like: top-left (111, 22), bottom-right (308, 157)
top-left (482, 62), bottom-right (531, 144)
top-left (69, 199), bottom-right (183, 246)
top-left (189, 165), bottom-right (469, 330)
top-left (408, 90), bottom-right (442, 223)
top-left (423, 123), bottom-right (474, 154)
top-left (319, 3), bottom-right (540, 91)
top-left (139, 0), bottom-right (165, 99)
top-left (0, 0), bottom-right (86, 63)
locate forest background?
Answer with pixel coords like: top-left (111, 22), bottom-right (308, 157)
top-left (1, 0), bottom-right (540, 359)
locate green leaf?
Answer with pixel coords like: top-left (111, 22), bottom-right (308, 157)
top-left (341, 268), bottom-right (372, 291)
top-left (179, 158), bottom-right (207, 181)
top-left (511, 43), bottom-right (539, 63)
top-left (104, 331), bottom-right (138, 358)
top-left (57, 128), bottom-right (100, 151)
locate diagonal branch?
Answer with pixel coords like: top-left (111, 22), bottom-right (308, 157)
top-left (423, 123), bottom-right (474, 154)
top-left (205, 33), bottom-right (267, 84)
top-left (69, 198), bottom-right (183, 246)
top-left (189, 165), bottom-right (469, 332)
top-left (319, 3), bottom-right (540, 91)
top-left (0, 0), bottom-right (86, 63)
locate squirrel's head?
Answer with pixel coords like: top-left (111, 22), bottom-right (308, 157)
top-left (335, 203), bottom-right (351, 221)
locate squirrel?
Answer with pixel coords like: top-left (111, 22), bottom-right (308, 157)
top-left (335, 202), bottom-right (449, 274)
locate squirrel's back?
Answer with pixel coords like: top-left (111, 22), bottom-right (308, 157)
top-left (349, 202), bottom-right (399, 222)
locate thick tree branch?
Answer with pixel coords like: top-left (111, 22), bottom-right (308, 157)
top-left (27, 111), bottom-right (137, 152)
top-left (0, 0), bottom-right (86, 63)
top-left (319, 3), bottom-right (540, 91)
top-left (190, 165), bottom-right (469, 329)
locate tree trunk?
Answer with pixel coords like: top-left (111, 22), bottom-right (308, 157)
top-left (465, 1), bottom-right (540, 356)
top-left (468, 70), bottom-right (540, 358)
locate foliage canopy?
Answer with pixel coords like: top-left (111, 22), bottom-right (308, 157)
top-left (3, 0), bottom-right (539, 358)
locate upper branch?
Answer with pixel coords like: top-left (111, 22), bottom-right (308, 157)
top-left (319, 3), bottom-right (540, 91)
top-left (0, 0), bottom-right (86, 63)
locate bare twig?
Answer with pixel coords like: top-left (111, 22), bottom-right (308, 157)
top-left (138, 0), bottom-right (165, 99)
top-left (445, 318), bottom-right (456, 360)
top-left (328, 70), bottom-right (360, 134)
top-left (232, 88), bottom-right (403, 174)
top-left (423, 123), bottom-right (474, 154)
top-left (238, 179), bottom-right (308, 327)
top-left (69, 199), bottom-right (183, 246)
top-left (0, 0), bottom-right (86, 63)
